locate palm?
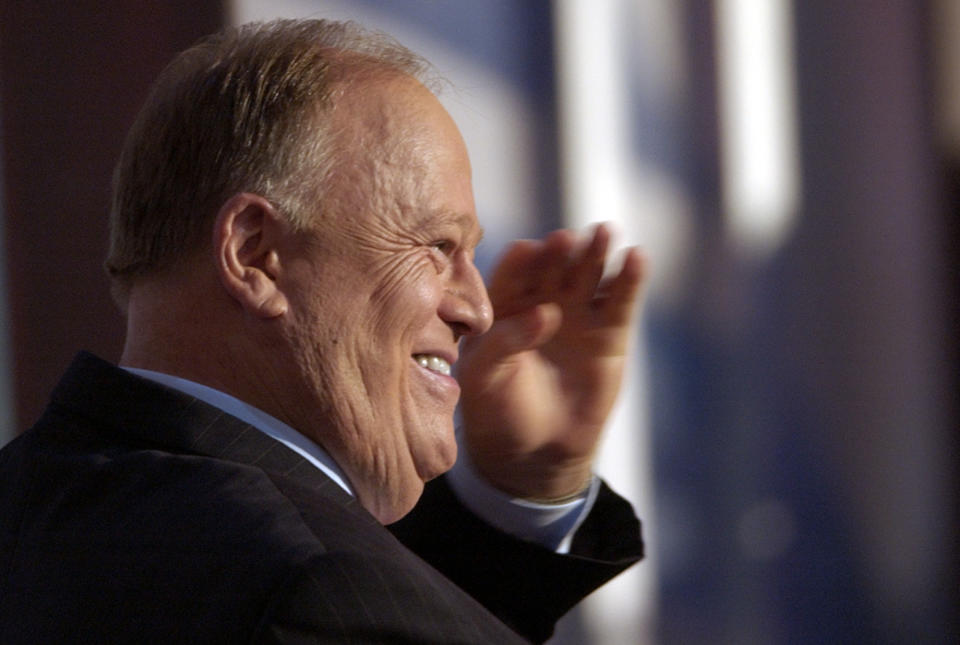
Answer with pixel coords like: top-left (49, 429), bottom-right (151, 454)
top-left (457, 226), bottom-right (645, 499)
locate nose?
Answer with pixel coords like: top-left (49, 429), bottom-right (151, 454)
top-left (441, 255), bottom-right (493, 338)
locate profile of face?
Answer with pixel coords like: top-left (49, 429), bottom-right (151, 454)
top-left (277, 74), bottom-right (492, 523)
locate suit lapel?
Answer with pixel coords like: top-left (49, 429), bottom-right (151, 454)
top-left (47, 352), bottom-right (362, 515)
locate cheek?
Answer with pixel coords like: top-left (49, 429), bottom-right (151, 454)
top-left (368, 257), bottom-right (443, 333)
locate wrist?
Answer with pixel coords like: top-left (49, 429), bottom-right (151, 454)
top-left (446, 444), bottom-right (599, 551)
top-left (468, 448), bottom-right (595, 503)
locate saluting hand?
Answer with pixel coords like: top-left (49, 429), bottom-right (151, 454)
top-left (457, 224), bottom-right (646, 501)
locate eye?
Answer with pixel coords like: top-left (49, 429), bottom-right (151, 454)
top-left (429, 239), bottom-right (455, 255)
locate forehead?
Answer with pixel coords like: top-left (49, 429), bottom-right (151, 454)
top-left (325, 73), bottom-right (478, 229)
top-left (333, 72), bottom-right (466, 159)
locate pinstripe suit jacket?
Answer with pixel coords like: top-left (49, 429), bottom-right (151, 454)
top-left (0, 353), bottom-right (642, 644)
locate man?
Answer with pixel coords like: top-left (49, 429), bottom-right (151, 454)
top-left (0, 19), bottom-right (644, 644)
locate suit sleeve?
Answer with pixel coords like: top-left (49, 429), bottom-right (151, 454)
top-left (387, 475), bottom-right (643, 644)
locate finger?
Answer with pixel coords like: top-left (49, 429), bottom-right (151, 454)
top-left (463, 303), bottom-right (563, 362)
top-left (597, 247), bottom-right (646, 326)
top-left (562, 223), bottom-right (610, 301)
top-left (490, 231), bottom-right (576, 318)
top-left (532, 229), bottom-right (576, 298)
top-left (486, 239), bottom-right (542, 304)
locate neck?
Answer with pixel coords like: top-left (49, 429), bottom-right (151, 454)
top-left (120, 272), bottom-right (280, 418)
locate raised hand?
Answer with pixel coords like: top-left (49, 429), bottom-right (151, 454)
top-left (457, 224), bottom-right (646, 501)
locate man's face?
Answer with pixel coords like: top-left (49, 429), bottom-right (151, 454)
top-left (278, 75), bottom-right (492, 523)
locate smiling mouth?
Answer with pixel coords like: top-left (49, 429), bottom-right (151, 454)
top-left (413, 354), bottom-right (452, 376)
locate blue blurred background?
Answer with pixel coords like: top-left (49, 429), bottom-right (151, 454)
top-left (1, 1), bottom-right (956, 643)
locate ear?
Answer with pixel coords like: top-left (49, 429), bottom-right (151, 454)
top-left (213, 193), bottom-right (289, 319)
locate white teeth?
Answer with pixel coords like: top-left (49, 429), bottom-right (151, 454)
top-left (414, 354), bottom-right (451, 376)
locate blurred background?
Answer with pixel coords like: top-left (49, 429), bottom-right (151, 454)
top-left (1, 1), bottom-right (956, 643)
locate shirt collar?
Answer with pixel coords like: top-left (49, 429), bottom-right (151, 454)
top-left (122, 367), bottom-right (355, 497)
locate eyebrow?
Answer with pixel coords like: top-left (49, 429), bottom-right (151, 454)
top-left (422, 210), bottom-right (485, 248)
top-left (471, 220), bottom-right (486, 248)
top-left (462, 215), bottom-right (485, 249)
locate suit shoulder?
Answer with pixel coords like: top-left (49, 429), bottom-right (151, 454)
top-left (254, 548), bottom-right (529, 644)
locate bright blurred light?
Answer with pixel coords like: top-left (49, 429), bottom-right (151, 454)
top-left (553, 1), bottom-right (660, 643)
top-left (553, 0), bottom-right (630, 232)
top-left (715, 0), bottom-right (800, 259)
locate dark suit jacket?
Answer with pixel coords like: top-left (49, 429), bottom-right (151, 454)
top-left (0, 353), bottom-right (642, 644)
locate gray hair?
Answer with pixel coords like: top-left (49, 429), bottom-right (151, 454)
top-left (106, 18), bottom-right (433, 304)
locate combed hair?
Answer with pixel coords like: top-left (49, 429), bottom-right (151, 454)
top-left (106, 18), bottom-right (431, 305)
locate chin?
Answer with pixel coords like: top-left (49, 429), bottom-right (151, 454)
top-left (372, 420), bottom-right (457, 523)
top-left (375, 478), bottom-right (426, 525)
top-left (417, 424), bottom-right (459, 482)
